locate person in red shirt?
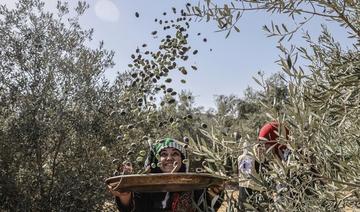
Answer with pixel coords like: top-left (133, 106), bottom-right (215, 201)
top-left (238, 121), bottom-right (291, 210)
top-left (257, 121), bottom-right (291, 161)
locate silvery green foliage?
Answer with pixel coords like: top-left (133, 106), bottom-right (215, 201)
top-left (180, 0), bottom-right (360, 211)
top-left (0, 0), bottom-right (206, 210)
top-left (0, 0), bottom-right (115, 210)
top-left (1, 0), bottom-right (359, 211)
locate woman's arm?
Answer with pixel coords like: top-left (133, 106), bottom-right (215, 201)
top-left (108, 186), bottom-right (132, 206)
top-left (193, 186), bottom-right (224, 211)
top-left (207, 184), bottom-right (224, 210)
top-left (108, 162), bottom-right (134, 211)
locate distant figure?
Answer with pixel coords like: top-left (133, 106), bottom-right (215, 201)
top-left (257, 121), bottom-right (290, 161)
top-left (238, 121), bottom-right (290, 210)
top-left (108, 138), bottom-right (223, 212)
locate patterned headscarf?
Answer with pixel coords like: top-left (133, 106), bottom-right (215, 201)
top-left (154, 138), bottom-right (187, 159)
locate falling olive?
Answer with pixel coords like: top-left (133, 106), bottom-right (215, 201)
top-left (167, 98), bottom-right (175, 104)
top-left (191, 66), bottom-right (197, 70)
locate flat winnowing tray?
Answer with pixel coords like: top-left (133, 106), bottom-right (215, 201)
top-left (106, 173), bottom-right (227, 192)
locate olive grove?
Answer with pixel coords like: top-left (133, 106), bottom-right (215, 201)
top-left (1, 0), bottom-right (359, 211)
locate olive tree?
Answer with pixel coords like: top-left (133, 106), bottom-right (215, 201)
top-left (177, 0), bottom-right (360, 210)
top-left (0, 0), bottom-right (116, 210)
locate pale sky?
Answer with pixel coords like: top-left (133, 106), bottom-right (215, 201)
top-left (0, 0), bottom-right (355, 109)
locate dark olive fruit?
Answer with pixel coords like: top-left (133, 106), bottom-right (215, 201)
top-left (180, 68), bottom-right (187, 75)
top-left (167, 98), bottom-right (176, 104)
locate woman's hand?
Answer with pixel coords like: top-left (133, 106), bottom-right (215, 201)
top-left (107, 185), bottom-right (131, 198)
top-left (108, 162), bottom-right (133, 206)
top-left (207, 183), bottom-right (224, 197)
top-left (120, 161), bottom-right (133, 174)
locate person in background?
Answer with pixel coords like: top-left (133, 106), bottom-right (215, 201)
top-left (257, 121), bottom-right (290, 161)
top-left (237, 121), bottom-right (290, 210)
top-left (108, 138), bottom-right (223, 212)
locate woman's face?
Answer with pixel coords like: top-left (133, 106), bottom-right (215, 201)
top-left (159, 148), bottom-right (182, 173)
